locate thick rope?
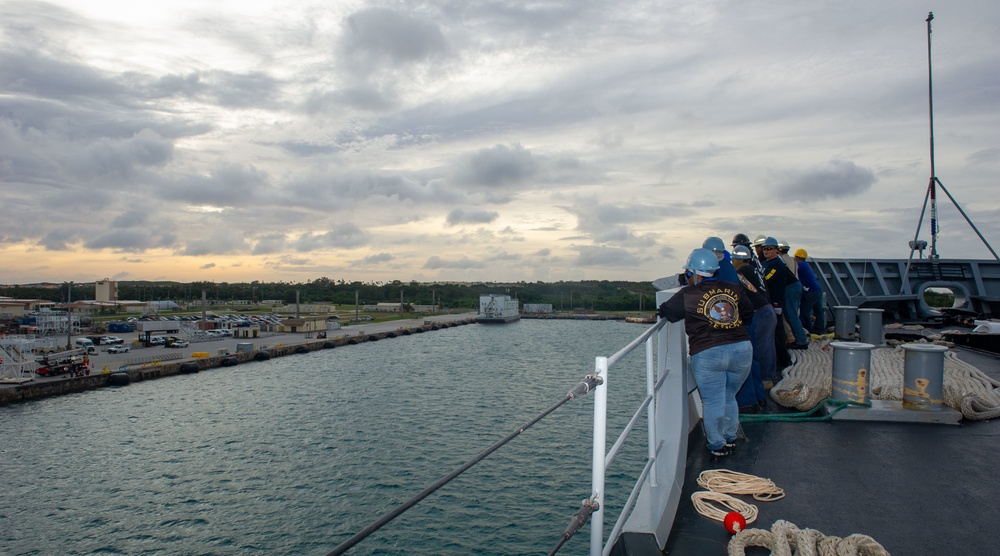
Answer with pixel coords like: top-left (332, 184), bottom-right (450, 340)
top-left (728, 519), bottom-right (891, 556)
top-left (769, 340), bottom-right (1000, 420)
top-left (697, 469), bottom-right (785, 501)
top-left (691, 491), bottom-right (758, 526)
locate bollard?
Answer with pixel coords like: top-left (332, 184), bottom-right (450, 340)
top-left (858, 308), bottom-right (884, 346)
top-left (830, 341), bottom-right (875, 404)
top-left (833, 306), bottom-right (858, 340)
top-left (901, 344), bottom-right (947, 410)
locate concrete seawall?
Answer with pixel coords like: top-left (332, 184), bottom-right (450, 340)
top-left (1, 316), bottom-right (476, 406)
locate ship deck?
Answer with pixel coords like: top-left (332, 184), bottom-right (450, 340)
top-left (663, 346), bottom-right (1000, 555)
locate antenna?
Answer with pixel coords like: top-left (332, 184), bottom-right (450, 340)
top-left (902, 13), bottom-right (998, 277)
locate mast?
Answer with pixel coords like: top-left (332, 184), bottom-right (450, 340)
top-left (902, 12), bottom-right (1000, 295)
top-left (925, 12), bottom-right (939, 260)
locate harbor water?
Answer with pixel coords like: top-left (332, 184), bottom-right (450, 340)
top-left (1, 319), bottom-right (652, 555)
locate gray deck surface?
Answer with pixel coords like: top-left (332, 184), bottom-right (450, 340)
top-left (663, 346), bottom-right (1000, 556)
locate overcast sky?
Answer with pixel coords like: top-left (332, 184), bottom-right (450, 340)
top-left (1, 0), bottom-right (998, 285)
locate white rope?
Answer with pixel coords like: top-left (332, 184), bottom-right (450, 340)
top-left (697, 469), bottom-right (785, 501)
top-left (691, 491), bottom-right (758, 526)
top-left (728, 519), bottom-right (891, 556)
top-left (769, 341), bottom-right (1000, 420)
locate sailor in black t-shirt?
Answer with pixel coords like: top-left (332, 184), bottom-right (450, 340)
top-left (657, 248), bottom-right (753, 459)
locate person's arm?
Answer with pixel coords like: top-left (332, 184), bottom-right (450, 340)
top-left (656, 290), bottom-right (686, 323)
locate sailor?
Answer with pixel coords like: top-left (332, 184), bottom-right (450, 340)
top-left (777, 240), bottom-right (801, 341)
top-left (656, 248), bottom-right (754, 459)
top-left (731, 245), bottom-right (777, 410)
top-left (794, 248), bottom-right (826, 334)
top-left (702, 236), bottom-right (740, 284)
top-left (761, 237), bottom-right (809, 350)
top-left (732, 233), bottom-right (768, 295)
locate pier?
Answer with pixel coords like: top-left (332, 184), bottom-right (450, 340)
top-left (0, 314), bottom-right (476, 406)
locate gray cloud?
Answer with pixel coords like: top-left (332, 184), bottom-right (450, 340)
top-left (355, 252), bottom-right (395, 266)
top-left (294, 224), bottom-right (370, 251)
top-left (182, 235), bottom-right (251, 257)
top-left (422, 255), bottom-right (485, 270)
top-left (251, 233), bottom-right (287, 256)
top-left (84, 230), bottom-right (155, 252)
top-left (340, 8), bottom-right (450, 72)
top-left (110, 210), bottom-right (149, 229)
top-left (573, 245), bottom-right (642, 267)
top-left (445, 208), bottom-right (499, 226)
top-left (40, 229), bottom-right (78, 251)
top-left (967, 148), bottom-right (1000, 166)
top-left (773, 160), bottom-right (877, 202)
top-left (453, 143), bottom-right (540, 190)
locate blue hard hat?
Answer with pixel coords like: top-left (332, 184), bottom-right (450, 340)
top-left (683, 248), bottom-right (720, 277)
top-left (762, 236), bottom-right (779, 248)
top-left (702, 236), bottom-right (726, 253)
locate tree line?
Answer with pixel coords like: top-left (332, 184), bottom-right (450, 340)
top-left (5, 279), bottom-right (662, 312)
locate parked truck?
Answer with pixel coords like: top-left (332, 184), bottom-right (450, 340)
top-left (35, 349), bottom-right (91, 377)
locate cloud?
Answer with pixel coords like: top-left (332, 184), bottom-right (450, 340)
top-left (967, 148), bottom-right (1000, 166)
top-left (39, 229), bottom-right (78, 251)
top-left (354, 252), bottom-right (395, 266)
top-left (84, 230), bottom-right (156, 252)
top-left (422, 255), bottom-right (485, 270)
top-left (340, 8), bottom-right (450, 72)
top-left (445, 208), bottom-right (499, 226)
top-left (294, 224), bottom-right (370, 251)
top-left (182, 235), bottom-right (250, 256)
top-left (111, 210), bottom-right (148, 228)
top-left (773, 160), bottom-right (877, 202)
top-left (452, 143), bottom-right (540, 193)
top-left (251, 233), bottom-right (287, 255)
top-left (572, 245), bottom-right (642, 267)
top-left (151, 70), bottom-right (283, 108)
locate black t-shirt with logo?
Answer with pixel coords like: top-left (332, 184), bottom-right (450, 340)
top-left (657, 278), bottom-right (754, 356)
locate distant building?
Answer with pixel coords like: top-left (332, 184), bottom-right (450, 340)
top-left (273, 304), bottom-right (335, 315)
top-left (273, 315), bottom-right (328, 333)
top-left (523, 303), bottom-right (553, 314)
top-left (0, 299), bottom-right (50, 317)
top-left (362, 303), bottom-right (439, 313)
top-left (95, 279), bottom-right (118, 302)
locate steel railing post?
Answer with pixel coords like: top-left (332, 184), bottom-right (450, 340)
top-left (590, 355), bottom-right (609, 556)
top-left (645, 336), bottom-right (657, 487)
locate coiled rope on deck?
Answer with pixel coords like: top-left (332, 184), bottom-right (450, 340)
top-left (697, 469), bottom-right (785, 501)
top-left (769, 341), bottom-right (1000, 420)
top-left (691, 470), bottom-right (784, 527)
top-left (727, 519), bottom-right (891, 556)
top-left (692, 491), bottom-right (757, 526)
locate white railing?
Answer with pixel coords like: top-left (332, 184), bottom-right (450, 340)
top-left (589, 291), bottom-right (695, 556)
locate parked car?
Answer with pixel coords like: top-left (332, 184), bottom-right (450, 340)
top-left (168, 340), bottom-right (189, 348)
top-left (148, 336), bottom-right (166, 345)
top-left (108, 345), bottom-right (130, 354)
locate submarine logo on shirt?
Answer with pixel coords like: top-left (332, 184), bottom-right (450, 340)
top-left (698, 288), bottom-right (742, 329)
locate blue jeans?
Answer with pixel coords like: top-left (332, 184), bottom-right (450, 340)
top-left (691, 341), bottom-right (753, 450)
top-left (737, 305), bottom-right (777, 406)
top-left (799, 289), bottom-right (823, 333)
top-left (784, 281), bottom-right (808, 344)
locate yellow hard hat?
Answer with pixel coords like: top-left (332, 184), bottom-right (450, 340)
top-left (794, 248), bottom-right (808, 259)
